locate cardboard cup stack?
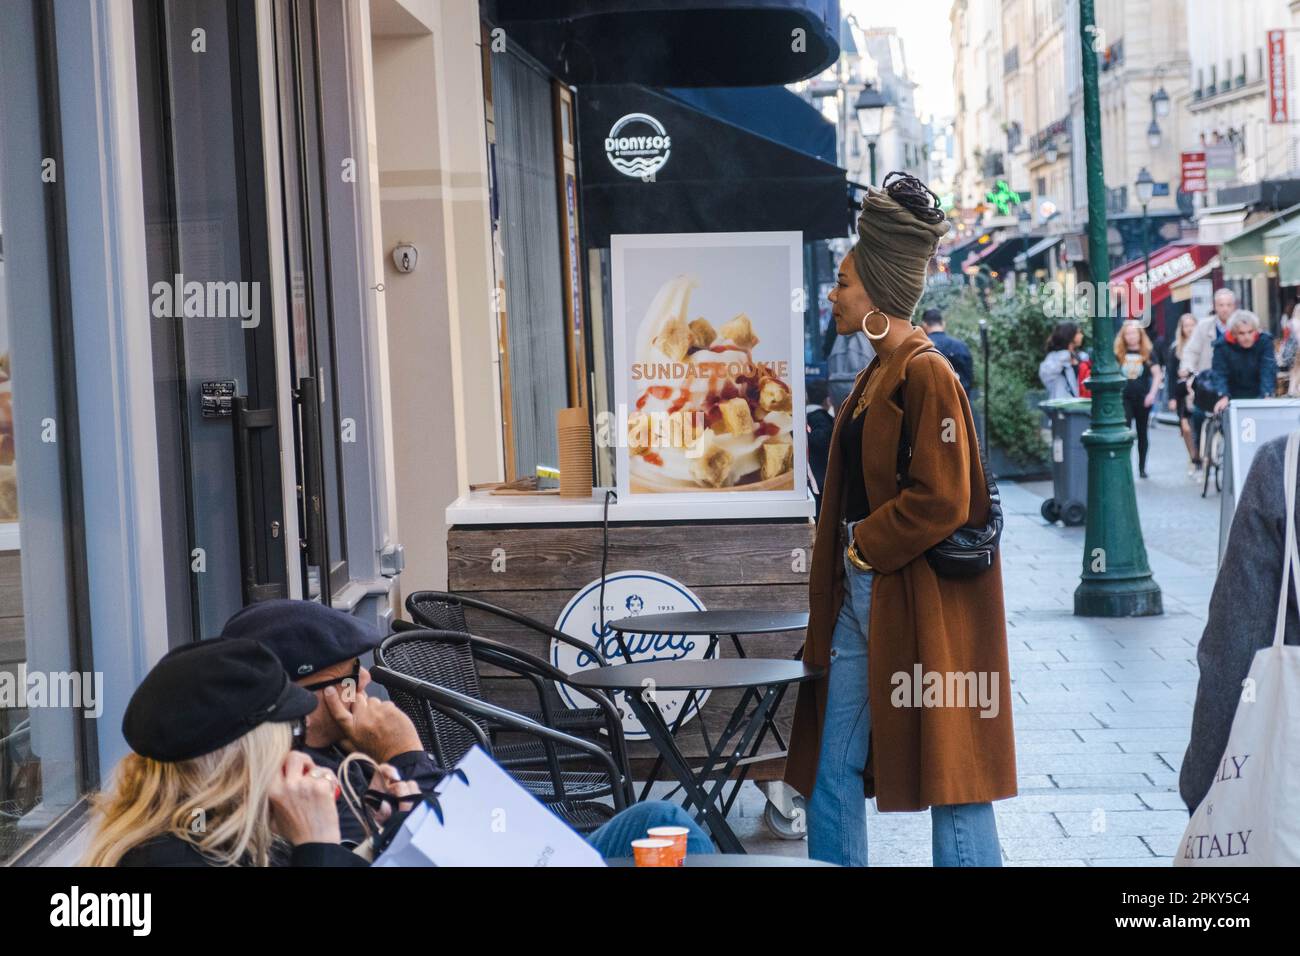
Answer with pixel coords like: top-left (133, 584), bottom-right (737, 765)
top-left (557, 407), bottom-right (593, 498)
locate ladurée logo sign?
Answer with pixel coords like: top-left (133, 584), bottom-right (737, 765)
top-left (605, 112), bottom-right (671, 179)
top-left (550, 571), bottom-right (709, 739)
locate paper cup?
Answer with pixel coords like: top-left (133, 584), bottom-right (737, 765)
top-left (646, 826), bottom-right (689, 865)
top-left (631, 838), bottom-right (676, 867)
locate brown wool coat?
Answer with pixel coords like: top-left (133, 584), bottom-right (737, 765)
top-left (785, 328), bottom-right (1017, 811)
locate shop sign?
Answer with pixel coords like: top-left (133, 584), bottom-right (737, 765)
top-left (1181, 151), bottom-right (1207, 193)
top-left (1269, 29), bottom-right (1289, 124)
top-left (1131, 252), bottom-right (1197, 294)
top-left (551, 571), bottom-right (709, 738)
top-left (1205, 144), bottom-right (1237, 183)
top-left (605, 112), bottom-right (672, 179)
top-left (609, 231), bottom-right (807, 503)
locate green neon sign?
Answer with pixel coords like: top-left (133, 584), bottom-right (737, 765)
top-left (985, 180), bottom-right (1022, 216)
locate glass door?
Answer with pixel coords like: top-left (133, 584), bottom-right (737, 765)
top-left (135, 0), bottom-right (288, 641)
top-left (271, 0), bottom-right (358, 603)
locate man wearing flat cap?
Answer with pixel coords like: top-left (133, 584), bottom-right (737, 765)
top-left (221, 600), bottom-right (442, 845)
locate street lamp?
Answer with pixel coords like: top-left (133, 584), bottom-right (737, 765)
top-left (855, 82), bottom-right (888, 186)
top-left (1044, 139), bottom-right (1060, 164)
top-left (1146, 118), bottom-right (1162, 149)
top-left (1073, 0), bottom-right (1162, 618)
top-left (1151, 85), bottom-right (1170, 119)
top-left (1134, 166), bottom-right (1155, 323)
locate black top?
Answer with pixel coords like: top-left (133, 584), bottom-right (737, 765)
top-left (927, 330), bottom-right (974, 393)
top-left (117, 833), bottom-right (368, 867)
top-left (569, 659), bottom-right (823, 692)
top-left (608, 610), bottom-right (808, 636)
top-left (1120, 351), bottom-right (1154, 401)
top-left (840, 404), bottom-right (870, 522)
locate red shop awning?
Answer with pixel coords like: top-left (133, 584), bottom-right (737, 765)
top-left (1108, 242), bottom-right (1219, 318)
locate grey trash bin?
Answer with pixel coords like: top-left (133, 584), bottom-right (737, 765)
top-left (1037, 397), bottom-right (1091, 526)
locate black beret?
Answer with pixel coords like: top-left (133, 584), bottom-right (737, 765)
top-left (123, 638), bottom-right (316, 762)
top-left (220, 599), bottom-right (382, 679)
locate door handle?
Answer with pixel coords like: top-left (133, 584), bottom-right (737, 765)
top-left (232, 397), bottom-right (284, 603)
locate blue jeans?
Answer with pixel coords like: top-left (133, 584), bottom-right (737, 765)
top-left (806, 550), bottom-right (1003, 867)
top-left (586, 800), bottom-right (715, 859)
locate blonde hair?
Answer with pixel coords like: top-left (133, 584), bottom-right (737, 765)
top-left (1114, 320), bottom-right (1154, 365)
top-left (84, 721), bottom-right (292, 867)
top-left (1173, 313), bottom-right (1198, 357)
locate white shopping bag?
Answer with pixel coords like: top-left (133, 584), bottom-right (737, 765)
top-left (372, 745), bottom-right (606, 867)
top-left (1176, 431), bottom-right (1300, 866)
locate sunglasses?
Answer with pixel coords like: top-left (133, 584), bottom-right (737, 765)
top-left (300, 659), bottom-right (362, 694)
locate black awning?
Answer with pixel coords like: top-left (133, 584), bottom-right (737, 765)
top-left (578, 84), bottom-right (848, 246)
top-left (490, 0), bottom-right (840, 87)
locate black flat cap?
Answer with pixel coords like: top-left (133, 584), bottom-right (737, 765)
top-left (220, 599), bottom-right (382, 679)
top-left (123, 638), bottom-right (316, 762)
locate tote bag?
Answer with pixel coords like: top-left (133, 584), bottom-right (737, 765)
top-left (1175, 430), bottom-right (1300, 865)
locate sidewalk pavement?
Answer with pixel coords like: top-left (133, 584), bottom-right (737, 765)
top-left (728, 419), bottom-right (1217, 864)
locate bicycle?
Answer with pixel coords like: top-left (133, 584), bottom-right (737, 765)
top-left (1200, 408), bottom-right (1225, 497)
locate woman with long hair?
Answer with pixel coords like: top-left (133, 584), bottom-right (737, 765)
top-left (1039, 322), bottom-right (1084, 399)
top-left (1115, 320), bottom-right (1163, 479)
top-left (785, 172), bottom-right (1016, 867)
top-left (1166, 312), bottom-right (1201, 472)
top-left (85, 639), bottom-right (384, 867)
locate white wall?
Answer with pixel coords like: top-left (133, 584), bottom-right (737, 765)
top-left (369, 0), bottom-right (500, 599)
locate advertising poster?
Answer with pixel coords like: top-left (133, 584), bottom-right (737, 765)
top-left (611, 231), bottom-right (806, 501)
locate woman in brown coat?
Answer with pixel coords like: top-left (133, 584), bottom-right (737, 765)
top-left (786, 173), bottom-right (1017, 866)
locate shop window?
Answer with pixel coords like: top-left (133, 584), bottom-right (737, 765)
top-left (0, 0), bottom-right (95, 862)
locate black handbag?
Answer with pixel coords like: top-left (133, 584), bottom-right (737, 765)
top-left (1191, 372), bottom-right (1222, 413)
top-left (893, 350), bottom-right (1003, 578)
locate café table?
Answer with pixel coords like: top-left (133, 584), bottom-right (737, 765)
top-left (569, 657), bottom-right (823, 854)
top-left (607, 610), bottom-right (808, 806)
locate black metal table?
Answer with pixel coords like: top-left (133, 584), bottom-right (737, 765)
top-left (570, 658), bottom-right (822, 854)
top-left (607, 610), bottom-right (808, 805)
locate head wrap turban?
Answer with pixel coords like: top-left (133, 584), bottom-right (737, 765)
top-left (851, 172), bottom-right (951, 320)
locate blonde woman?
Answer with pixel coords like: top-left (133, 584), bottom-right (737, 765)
top-left (1165, 312), bottom-right (1200, 471)
top-left (1115, 320), bottom-right (1163, 478)
top-left (86, 639), bottom-right (378, 867)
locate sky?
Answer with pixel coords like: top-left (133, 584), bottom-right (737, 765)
top-left (844, 0), bottom-right (958, 121)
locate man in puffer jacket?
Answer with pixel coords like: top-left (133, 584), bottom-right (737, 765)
top-left (1206, 313), bottom-right (1276, 414)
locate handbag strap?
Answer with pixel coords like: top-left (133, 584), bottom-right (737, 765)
top-left (1273, 431), bottom-right (1300, 648)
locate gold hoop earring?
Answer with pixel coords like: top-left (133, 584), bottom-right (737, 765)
top-left (861, 309), bottom-right (890, 341)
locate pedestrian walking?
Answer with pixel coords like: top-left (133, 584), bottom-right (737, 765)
top-left (1115, 320), bottom-right (1163, 478)
top-left (806, 379), bottom-right (834, 518)
top-left (1039, 322), bottom-right (1083, 399)
top-left (786, 171), bottom-right (1015, 868)
top-left (922, 308), bottom-right (974, 394)
top-left (1164, 312), bottom-right (1202, 475)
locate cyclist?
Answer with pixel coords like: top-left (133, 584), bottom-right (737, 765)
top-left (1207, 312), bottom-right (1277, 414)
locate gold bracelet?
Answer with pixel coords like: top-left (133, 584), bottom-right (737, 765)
top-left (846, 541), bottom-right (873, 572)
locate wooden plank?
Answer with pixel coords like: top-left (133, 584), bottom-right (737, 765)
top-left (448, 521), bottom-right (813, 592)
top-left (0, 552), bottom-right (22, 619)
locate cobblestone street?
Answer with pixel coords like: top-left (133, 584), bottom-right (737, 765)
top-left (731, 417), bottom-right (1219, 864)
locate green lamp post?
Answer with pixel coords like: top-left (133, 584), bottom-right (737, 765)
top-left (1073, 0), bottom-right (1162, 617)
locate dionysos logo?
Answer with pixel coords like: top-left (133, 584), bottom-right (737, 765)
top-left (605, 112), bottom-right (671, 178)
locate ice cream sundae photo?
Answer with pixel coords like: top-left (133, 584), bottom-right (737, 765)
top-left (626, 274), bottom-right (795, 492)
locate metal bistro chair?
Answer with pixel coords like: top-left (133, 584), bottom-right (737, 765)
top-left (404, 590), bottom-right (614, 740)
top-left (373, 629), bottom-right (632, 834)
